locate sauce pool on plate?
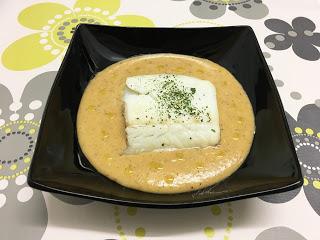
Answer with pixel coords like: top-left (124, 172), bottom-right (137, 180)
top-left (77, 53), bottom-right (255, 194)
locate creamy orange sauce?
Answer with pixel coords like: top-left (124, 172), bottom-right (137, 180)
top-left (77, 54), bottom-right (255, 194)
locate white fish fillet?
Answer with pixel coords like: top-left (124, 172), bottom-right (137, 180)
top-left (123, 74), bottom-right (220, 154)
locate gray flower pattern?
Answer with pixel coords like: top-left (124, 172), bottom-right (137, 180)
top-left (0, 71), bottom-right (95, 240)
top-left (0, 72), bottom-right (56, 240)
top-left (255, 227), bottom-right (307, 240)
top-left (173, 0), bottom-right (269, 19)
top-left (264, 17), bottom-right (320, 61)
top-left (260, 104), bottom-right (320, 216)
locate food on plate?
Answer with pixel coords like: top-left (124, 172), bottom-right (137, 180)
top-left (123, 74), bottom-right (220, 154)
top-left (77, 53), bottom-right (255, 194)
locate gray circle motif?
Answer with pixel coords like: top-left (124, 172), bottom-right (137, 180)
top-left (304, 30), bottom-right (313, 36)
top-left (275, 35), bottom-right (285, 41)
top-left (263, 52), bottom-right (271, 58)
top-left (288, 30), bottom-right (297, 37)
top-left (229, 6), bottom-right (237, 11)
top-left (274, 79), bottom-right (284, 87)
top-left (266, 42), bottom-right (275, 49)
top-left (243, 3), bottom-right (251, 8)
top-left (0, 132), bottom-right (34, 163)
top-left (290, 91), bottom-right (302, 100)
top-left (193, 1), bottom-right (201, 6)
top-left (255, 226), bottom-right (307, 240)
top-left (268, 65), bottom-right (273, 71)
top-left (209, 5), bottom-right (218, 10)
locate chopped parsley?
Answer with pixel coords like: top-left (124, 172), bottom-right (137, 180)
top-left (141, 74), bottom-right (212, 122)
top-left (153, 75), bottom-right (206, 121)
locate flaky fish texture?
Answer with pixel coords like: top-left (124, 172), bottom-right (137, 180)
top-left (123, 74), bottom-right (220, 154)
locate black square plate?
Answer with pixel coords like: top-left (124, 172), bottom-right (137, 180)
top-left (28, 24), bottom-right (303, 208)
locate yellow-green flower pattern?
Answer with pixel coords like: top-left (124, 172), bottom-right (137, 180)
top-left (1, 0), bottom-right (154, 71)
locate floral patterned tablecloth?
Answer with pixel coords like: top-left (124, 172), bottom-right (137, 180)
top-left (0, 0), bottom-right (320, 239)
